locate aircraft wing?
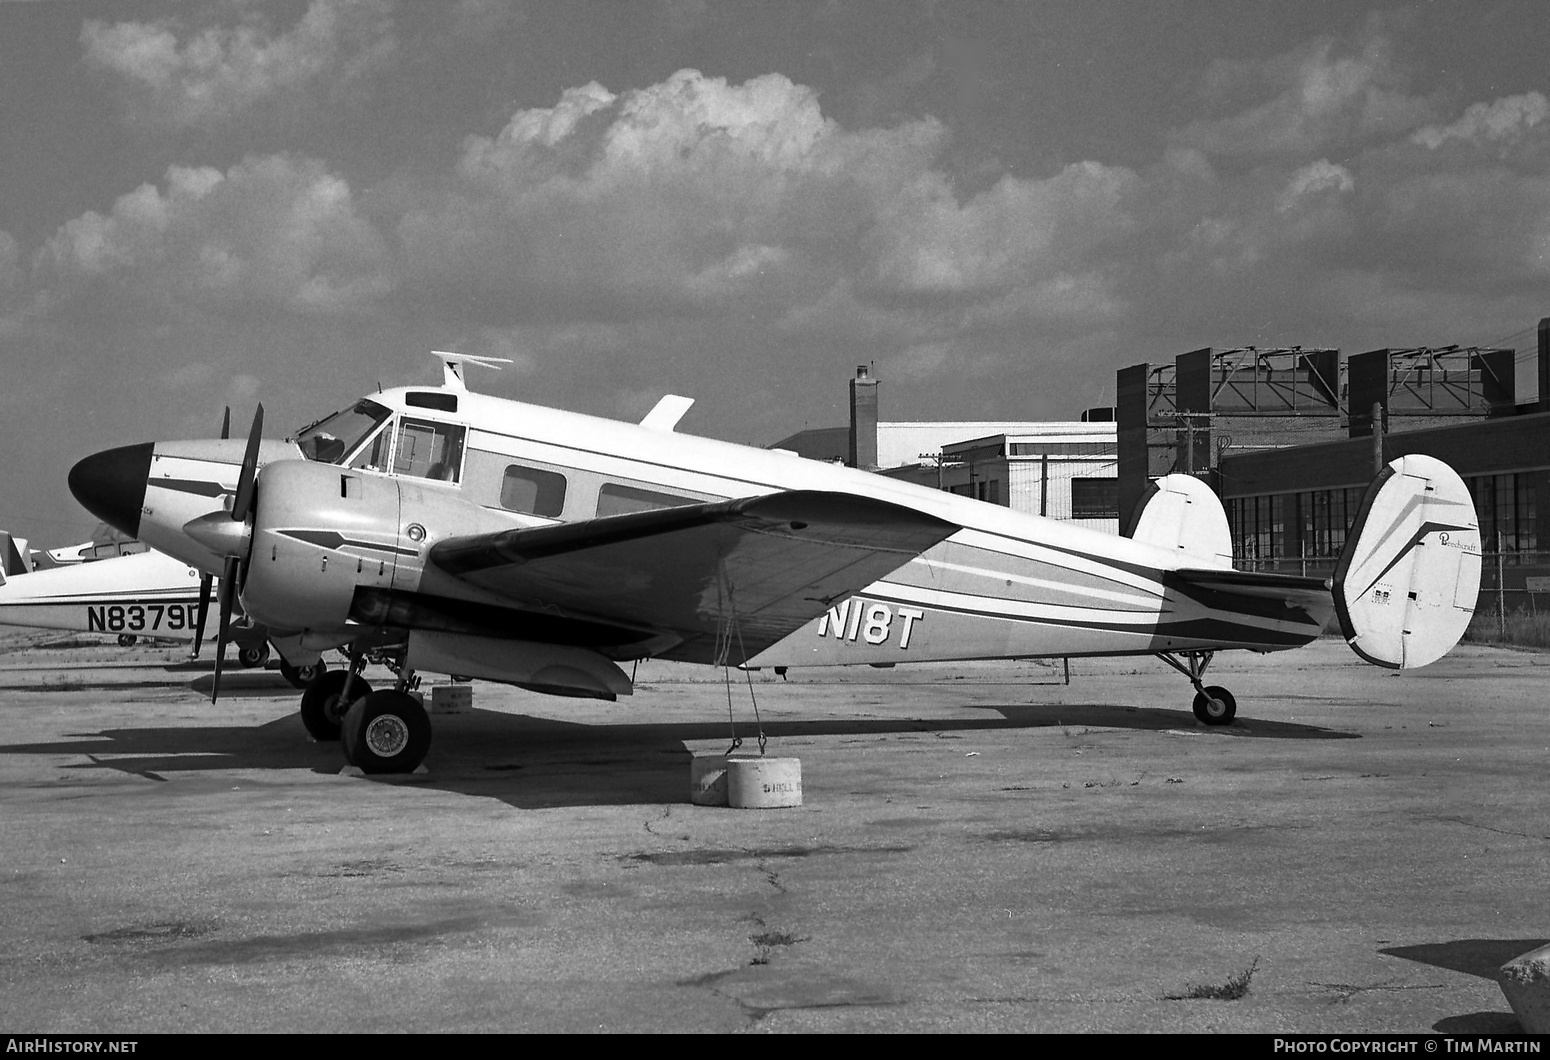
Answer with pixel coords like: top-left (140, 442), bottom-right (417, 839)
top-left (429, 491), bottom-right (959, 664)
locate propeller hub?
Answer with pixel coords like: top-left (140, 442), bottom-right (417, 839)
top-left (183, 511), bottom-right (252, 559)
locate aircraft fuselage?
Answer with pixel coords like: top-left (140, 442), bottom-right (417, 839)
top-left (71, 382), bottom-right (1332, 671)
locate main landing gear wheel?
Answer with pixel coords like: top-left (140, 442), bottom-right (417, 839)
top-left (341, 690), bottom-right (431, 775)
top-left (237, 642), bottom-right (271, 668)
top-left (299, 669), bottom-right (372, 742)
top-left (1192, 685), bottom-right (1237, 726)
top-left (279, 658), bottom-right (328, 690)
top-left (117, 634), bottom-right (137, 647)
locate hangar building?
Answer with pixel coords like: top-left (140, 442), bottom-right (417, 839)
top-left (769, 367), bottom-right (1120, 534)
top-left (1115, 317), bottom-right (1550, 609)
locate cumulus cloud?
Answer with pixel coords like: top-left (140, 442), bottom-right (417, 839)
top-left (25, 51), bottom-right (1550, 429)
top-left (36, 155), bottom-right (391, 315)
top-left (1278, 159), bottom-right (1354, 210)
top-left (398, 68), bottom-right (1133, 349)
top-left (81, 0), bottom-right (396, 129)
top-left (1175, 30), bottom-right (1431, 157)
top-left (0, 229), bottom-right (20, 299)
top-left (1411, 92), bottom-right (1549, 150)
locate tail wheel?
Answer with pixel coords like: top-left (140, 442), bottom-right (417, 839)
top-left (342, 690), bottom-right (431, 775)
top-left (117, 634), bottom-right (138, 647)
top-left (1192, 685), bottom-right (1237, 726)
top-left (299, 670), bottom-right (372, 742)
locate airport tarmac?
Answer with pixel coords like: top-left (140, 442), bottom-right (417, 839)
top-left (0, 629), bottom-right (1544, 1034)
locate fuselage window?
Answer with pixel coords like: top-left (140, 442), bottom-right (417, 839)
top-left (597, 483), bottom-right (700, 517)
top-left (502, 465), bottom-right (567, 518)
top-left (392, 418), bottom-right (466, 482)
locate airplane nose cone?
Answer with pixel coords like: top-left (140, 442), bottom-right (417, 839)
top-left (68, 443), bottom-right (153, 539)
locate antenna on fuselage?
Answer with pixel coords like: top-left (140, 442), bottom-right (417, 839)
top-left (432, 351), bottom-right (514, 391)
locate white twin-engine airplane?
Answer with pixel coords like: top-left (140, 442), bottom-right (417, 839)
top-left (67, 352), bottom-right (1482, 775)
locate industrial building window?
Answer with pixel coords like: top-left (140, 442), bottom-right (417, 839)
top-left (1071, 478), bottom-right (1119, 519)
top-left (596, 483), bottom-right (700, 517)
top-left (1231, 494), bottom-right (1282, 566)
top-left (500, 465), bottom-right (566, 518)
top-left (1472, 473), bottom-right (1537, 563)
top-left (1299, 486), bottom-right (1363, 561)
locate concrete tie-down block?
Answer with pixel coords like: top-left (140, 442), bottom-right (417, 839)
top-left (1497, 942), bottom-right (1550, 1033)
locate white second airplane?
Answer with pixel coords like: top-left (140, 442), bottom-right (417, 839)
top-left (68, 353), bottom-right (1483, 774)
top-left (0, 547), bottom-right (325, 685)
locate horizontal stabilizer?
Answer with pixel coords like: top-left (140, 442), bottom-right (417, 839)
top-left (1333, 455), bottom-right (1481, 669)
top-left (1127, 474), bottom-right (1233, 569)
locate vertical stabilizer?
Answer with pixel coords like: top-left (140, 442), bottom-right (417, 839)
top-left (1125, 474), bottom-right (1234, 569)
top-left (1333, 455), bottom-right (1481, 669)
top-left (0, 532), bottom-right (30, 578)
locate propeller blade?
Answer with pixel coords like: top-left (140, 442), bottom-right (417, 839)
top-left (191, 573), bottom-right (213, 657)
top-left (231, 404), bottom-right (264, 522)
top-left (210, 555), bottom-right (239, 703)
top-left (220, 406), bottom-right (231, 441)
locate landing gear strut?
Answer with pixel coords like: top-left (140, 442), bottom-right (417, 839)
top-left (341, 663), bottom-right (430, 775)
top-left (1156, 650), bottom-right (1237, 726)
top-left (299, 653), bottom-right (371, 742)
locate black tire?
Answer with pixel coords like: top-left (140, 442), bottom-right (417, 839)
top-left (299, 670), bottom-right (372, 742)
top-left (1192, 685), bottom-right (1237, 726)
top-left (237, 642), bottom-right (270, 668)
top-left (279, 658), bottom-right (328, 690)
top-left (117, 634), bottom-right (137, 647)
top-left (341, 690), bottom-right (431, 775)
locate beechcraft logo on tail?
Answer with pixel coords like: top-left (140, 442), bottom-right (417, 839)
top-left (815, 597), bottom-right (924, 649)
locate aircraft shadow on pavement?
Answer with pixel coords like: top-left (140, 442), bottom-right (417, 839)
top-left (1382, 939), bottom-right (1547, 1034)
top-left (0, 700), bottom-right (1353, 810)
top-left (973, 701), bottom-right (1355, 740)
top-left (0, 666), bottom-right (294, 696)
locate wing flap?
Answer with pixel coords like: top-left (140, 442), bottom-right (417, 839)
top-left (431, 491), bottom-right (958, 664)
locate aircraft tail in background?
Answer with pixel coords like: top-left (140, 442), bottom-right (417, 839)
top-left (1334, 454), bottom-right (1482, 669)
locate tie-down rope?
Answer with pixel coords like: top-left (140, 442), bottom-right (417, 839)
top-left (713, 563), bottom-right (767, 757)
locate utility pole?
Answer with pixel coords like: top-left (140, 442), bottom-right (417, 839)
top-left (1372, 401), bottom-right (1384, 474)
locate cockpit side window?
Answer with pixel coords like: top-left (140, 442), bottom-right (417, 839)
top-left (392, 418), bottom-right (466, 482)
top-left (295, 400), bottom-right (393, 465)
top-left (346, 424), bottom-right (392, 473)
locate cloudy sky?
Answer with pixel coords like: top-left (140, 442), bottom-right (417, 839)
top-left (4, 0), bottom-right (1549, 542)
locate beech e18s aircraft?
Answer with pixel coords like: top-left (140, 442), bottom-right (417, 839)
top-left (67, 352), bottom-right (1482, 775)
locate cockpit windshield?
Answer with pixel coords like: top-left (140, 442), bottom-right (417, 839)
top-left (294, 399), bottom-right (393, 465)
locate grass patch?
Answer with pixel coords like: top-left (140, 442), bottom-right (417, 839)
top-left (1463, 606), bottom-right (1550, 649)
top-left (748, 929), bottom-right (804, 966)
top-left (1167, 957), bottom-right (1259, 1001)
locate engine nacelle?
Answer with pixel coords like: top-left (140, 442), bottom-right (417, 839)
top-left (242, 461), bottom-right (404, 634)
top-left (241, 462), bottom-right (536, 639)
